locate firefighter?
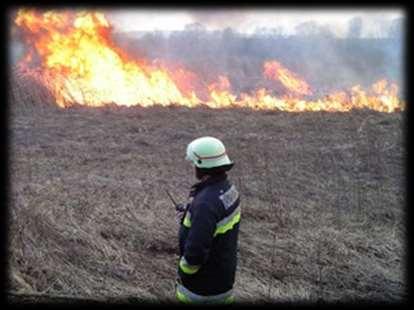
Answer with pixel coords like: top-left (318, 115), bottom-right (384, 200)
top-left (175, 136), bottom-right (241, 304)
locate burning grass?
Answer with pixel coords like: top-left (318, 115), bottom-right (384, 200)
top-left (12, 9), bottom-right (403, 112)
top-left (8, 87), bottom-right (406, 303)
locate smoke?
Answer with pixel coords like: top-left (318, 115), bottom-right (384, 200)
top-left (9, 41), bottom-right (25, 65)
top-left (108, 9), bottom-right (404, 98)
top-left (110, 13), bottom-right (404, 97)
top-left (187, 10), bottom-right (251, 30)
top-left (185, 10), bottom-right (403, 38)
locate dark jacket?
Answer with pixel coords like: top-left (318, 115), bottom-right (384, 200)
top-left (177, 173), bottom-right (241, 296)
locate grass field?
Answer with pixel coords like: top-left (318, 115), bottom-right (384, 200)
top-left (8, 77), bottom-right (406, 303)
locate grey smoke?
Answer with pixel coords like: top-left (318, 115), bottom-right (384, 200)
top-left (111, 15), bottom-right (404, 97)
top-left (188, 10), bottom-right (251, 30)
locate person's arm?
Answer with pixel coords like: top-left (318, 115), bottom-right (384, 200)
top-left (178, 201), bottom-right (219, 275)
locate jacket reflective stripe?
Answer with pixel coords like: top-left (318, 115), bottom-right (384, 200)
top-left (214, 206), bottom-right (241, 237)
top-left (219, 185), bottom-right (239, 210)
top-left (176, 282), bottom-right (234, 304)
top-left (176, 287), bottom-right (191, 304)
top-left (179, 256), bottom-right (200, 275)
top-left (182, 205), bottom-right (240, 234)
top-left (183, 211), bottom-right (191, 228)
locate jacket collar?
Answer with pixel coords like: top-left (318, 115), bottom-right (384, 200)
top-left (190, 173), bottom-right (228, 196)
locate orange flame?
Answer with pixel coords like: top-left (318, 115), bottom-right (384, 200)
top-left (14, 9), bottom-right (404, 112)
top-left (263, 60), bottom-right (312, 96)
top-left (15, 9), bottom-right (199, 108)
top-left (206, 76), bottom-right (236, 108)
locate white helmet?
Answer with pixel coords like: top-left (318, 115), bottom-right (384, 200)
top-left (186, 136), bottom-right (233, 169)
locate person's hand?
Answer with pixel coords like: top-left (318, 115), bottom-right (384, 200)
top-left (175, 203), bottom-right (187, 225)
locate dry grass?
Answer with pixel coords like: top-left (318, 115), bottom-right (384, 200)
top-left (8, 73), bottom-right (406, 304)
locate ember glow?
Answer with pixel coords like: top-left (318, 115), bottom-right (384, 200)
top-left (14, 9), bottom-right (404, 112)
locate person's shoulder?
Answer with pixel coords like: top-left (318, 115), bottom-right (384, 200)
top-left (218, 183), bottom-right (240, 211)
top-left (200, 180), bottom-right (230, 199)
top-left (203, 181), bottom-right (239, 209)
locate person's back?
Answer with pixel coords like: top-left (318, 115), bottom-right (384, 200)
top-left (175, 136), bottom-right (241, 304)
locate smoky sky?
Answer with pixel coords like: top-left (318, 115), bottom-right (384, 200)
top-left (188, 10), bottom-right (250, 30)
top-left (107, 9), bottom-right (404, 38)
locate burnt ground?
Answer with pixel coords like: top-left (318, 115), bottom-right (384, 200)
top-left (7, 94), bottom-right (406, 304)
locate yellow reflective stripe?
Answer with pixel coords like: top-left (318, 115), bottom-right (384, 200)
top-left (176, 288), bottom-right (191, 304)
top-left (183, 212), bottom-right (191, 228)
top-left (224, 295), bottom-right (235, 304)
top-left (179, 256), bottom-right (200, 275)
top-left (214, 211), bottom-right (241, 237)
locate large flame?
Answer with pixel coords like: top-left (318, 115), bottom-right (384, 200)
top-left (14, 9), bottom-right (200, 108)
top-left (14, 9), bottom-right (404, 112)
